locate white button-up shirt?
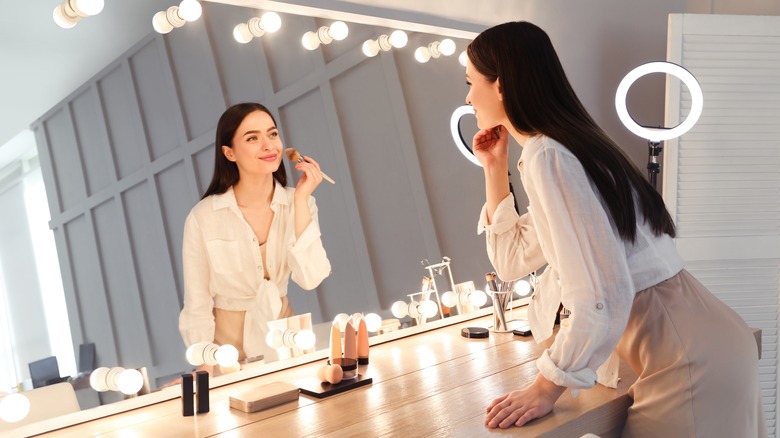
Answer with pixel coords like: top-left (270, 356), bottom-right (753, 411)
top-left (179, 182), bottom-right (331, 359)
top-left (478, 135), bottom-right (684, 389)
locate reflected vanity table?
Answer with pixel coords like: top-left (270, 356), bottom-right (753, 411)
top-left (27, 309), bottom-right (644, 438)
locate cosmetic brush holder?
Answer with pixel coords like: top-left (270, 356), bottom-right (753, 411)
top-left (489, 290), bottom-right (513, 332)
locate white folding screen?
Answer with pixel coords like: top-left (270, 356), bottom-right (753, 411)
top-left (665, 14), bottom-right (780, 436)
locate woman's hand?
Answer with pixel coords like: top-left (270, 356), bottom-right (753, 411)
top-left (293, 155), bottom-right (324, 200)
top-left (485, 373), bottom-right (565, 428)
top-left (472, 125), bottom-right (508, 170)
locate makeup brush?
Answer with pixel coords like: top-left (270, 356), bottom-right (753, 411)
top-left (284, 148), bottom-right (335, 184)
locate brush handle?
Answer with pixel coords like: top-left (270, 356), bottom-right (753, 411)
top-left (297, 157), bottom-right (335, 184)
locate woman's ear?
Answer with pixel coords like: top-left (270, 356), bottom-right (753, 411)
top-left (222, 145), bottom-right (235, 162)
top-left (496, 77), bottom-right (503, 102)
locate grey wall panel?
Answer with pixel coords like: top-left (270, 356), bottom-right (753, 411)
top-left (63, 214), bottom-right (118, 367)
top-left (129, 39), bottom-right (181, 163)
top-left (155, 162), bottom-right (194, 305)
top-left (71, 88), bottom-right (114, 196)
top-left (91, 198), bottom-right (151, 367)
top-left (164, 23), bottom-right (226, 141)
top-left (43, 107), bottom-right (85, 212)
top-left (120, 181), bottom-right (182, 366)
top-left (192, 145), bottom-right (214, 196)
top-left (98, 66), bottom-right (148, 180)
top-left (264, 15), bottom-right (321, 91)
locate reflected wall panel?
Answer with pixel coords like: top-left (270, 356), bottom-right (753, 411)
top-left (264, 15), bottom-right (319, 91)
top-left (155, 162), bottom-right (193, 305)
top-left (192, 146), bottom-right (213, 195)
top-left (70, 88), bottom-right (113, 196)
top-left (43, 107), bottom-right (85, 212)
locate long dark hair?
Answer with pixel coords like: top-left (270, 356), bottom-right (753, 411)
top-left (202, 102), bottom-right (287, 199)
top-left (467, 21), bottom-right (675, 241)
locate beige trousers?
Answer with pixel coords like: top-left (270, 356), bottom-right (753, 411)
top-left (213, 296), bottom-right (292, 361)
top-left (616, 269), bottom-right (766, 437)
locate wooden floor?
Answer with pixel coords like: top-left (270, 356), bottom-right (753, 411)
top-left (31, 314), bottom-right (634, 437)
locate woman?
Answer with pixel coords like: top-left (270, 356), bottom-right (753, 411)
top-left (468, 22), bottom-right (765, 436)
top-left (179, 102), bottom-right (331, 364)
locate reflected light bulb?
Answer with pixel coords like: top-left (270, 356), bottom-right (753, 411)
top-left (440, 291), bottom-right (458, 308)
top-left (439, 38), bottom-right (456, 56)
top-left (116, 369), bottom-right (144, 395)
top-left (266, 329), bottom-right (284, 348)
top-left (419, 300), bottom-right (438, 318)
top-left (362, 39), bottom-right (380, 57)
top-left (515, 280), bottom-right (532, 297)
top-left (470, 289), bottom-right (488, 307)
top-left (152, 11), bottom-right (173, 34)
top-left (330, 21), bottom-right (349, 41)
top-left (72, 0), bottom-right (104, 16)
top-left (216, 344), bottom-right (239, 367)
top-left (389, 30), bottom-right (408, 48)
top-left (333, 313), bottom-right (350, 331)
top-left (302, 31), bottom-right (320, 50)
top-left (53, 5), bottom-right (79, 29)
top-left (391, 301), bottom-right (409, 318)
top-left (364, 313), bottom-right (382, 332)
top-left (185, 341), bottom-right (211, 366)
top-left (260, 11), bottom-right (282, 33)
top-left (233, 23), bottom-right (252, 44)
top-left (0, 393), bottom-right (30, 423)
top-left (458, 51), bottom-right (468, 67)
top-left (294, 329), bottom-right (316, 350)
top-left (178, 0), bottom-right (202, 22)
top-left (415, 47), bottom-right (431, 63)
top-left (89, 367), bottom-right (111, 392)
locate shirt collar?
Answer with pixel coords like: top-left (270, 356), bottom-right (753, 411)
top-left (211, 181), bottom-right (288, 210)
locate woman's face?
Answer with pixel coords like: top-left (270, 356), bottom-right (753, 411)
top-left (223, 110), bottom-right (283, 177)
top-left (465, 59), bottom-right (505, 130)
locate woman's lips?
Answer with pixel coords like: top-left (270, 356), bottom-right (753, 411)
top-left (260, 154), bottom-right (277, 162)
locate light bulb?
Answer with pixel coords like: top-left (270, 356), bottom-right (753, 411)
top-left (260, 12), bottom-right (282, 33)
top-left (333, 313), bottom-right (351, 331)
top-left (165, 6), bottom-right (185, 29)
top-left (105, 367), bottom-right (124, 391)
top-left (458, 51), bottom-right (468, 67)
top-left (215, 344), bottom-right (239, 367)
top-left (330, 21), bottom-right (349, 41)
top-left (364, 313), bottom-right (382, 332)
top-left (72, 0), bottom-right (104, 17)
top-left (391, 301), bottom-right (409, 318)
top-left (415, 47), bottom-right (431, 63)
top-left (439, 39), bottom-right (456, 56)
top-left (266, 329), bottom-right (284, 348)
top-left (515, 280), bottom-right (532, 297)
top-left (302, 31), bottom-right (320, 50)
top-left (53, 4), bottom-right (79, 28)
top-left (178, 0), bottom-right (202, 22)
top-left (0, 393), bottom-right (30, 423)
top-left (294, 329), bottom-right (316, 350)
top-left (419, 300), bottom-right (439, 318)
top-left (407, 301), bottom-right (422, 319)
top-left (116, 369), bottom-right (143, 395)
top-left (362, 40), bottom-right (380, 57)
top-left (440, 291), bottom-right (458, 308)
top-left (185, 341), bottom-right (211, 366)
top-left (233, 23), bottom-right (253, 44)
top-left (152, 11), bottom-right (173, 34)
top-left (470, 289), bottom-right (488, 307)
top-left (90, 367), bottom-right (111, 392)
top-left (389, 30), bottom-right (408, 48)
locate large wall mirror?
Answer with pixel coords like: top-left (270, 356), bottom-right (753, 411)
top-left (3, 0), bottom-right (508, 433)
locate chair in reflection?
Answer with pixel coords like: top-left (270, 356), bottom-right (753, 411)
top-left (28, 356), bottom-right (68, 389)
top-left (0, 382), bottom-right (80, 432)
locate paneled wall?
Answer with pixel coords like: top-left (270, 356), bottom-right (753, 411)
top-left (31, 3), bottom-right (490, 388)
top-left (665, 14), bottom-right (780, 436)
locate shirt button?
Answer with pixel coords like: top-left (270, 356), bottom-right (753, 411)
top-left (253, 237), bottom-right (257, 242)
top-left (596, 302), bottom-right (604, 310)
top-left (257, 266), bottom-right (262, 272)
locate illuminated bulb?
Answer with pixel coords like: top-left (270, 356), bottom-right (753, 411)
top-left (330, 21), bottom-right (349, 41)
top-left (265, 329), bottom-right (284, 349)
top-left (72, 0), bottom-right (104, 16)
top-left (89, 367), bottom-right (111, 392)
top-left (440, 291), bottom-right (457, 308)
top-left (407, 301), bottom-right (422, 319)
top-left (470, 289), bottom-right (488, 307)
top-left (391, 300), bottom-right (409, 318)
top-left (185, 341), bottom-right (211, 366)
top-left (333, 313), bottom-right (350, 331)
top-left (116, 368), bottom-right (144, 395)
top-left (233, 23), bottom-right (253, 44)
top-left (302, 31), bottom-right (321, 50)
top-left (419, 300), bottom-right (439, 318)
top-left (362, 39), bottom-right (380, 57)
top-left (458, 51), bottom-right (467, 67)
top-left (0, 393), bottom-right (30, 423)
top-left (266, 328), bottom-right (316, 350)
top-left (152, 11), bottom-right (173, 34)
top-left (364, 313), bottom-right (382, 332)
top-left (389, 30), bottom-right (408, 48)
top-left (178, 0), bottom-right (202, 22)
top-left (415, 47), bottom-right (431, 63)
top-left (515, 280), bottom-right (532, 297)
top-left (260, 12), bottom-right (282, 33)
top-left (215, 344), bottom-right (239, 367)
top-left (293, 329), bottom-right (316, 350)
top-left (53, 4), bottom-right (79, 29)
top-left (439, 38), bottom-right (456, 56)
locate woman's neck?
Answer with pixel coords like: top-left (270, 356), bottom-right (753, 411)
top-left (233, 174), bottom-right (275, 208)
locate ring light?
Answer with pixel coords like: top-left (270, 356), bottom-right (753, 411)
top-left (615, 61), bottom-right (703, 143)
top-left (450, 105), bottom-right (482, 167)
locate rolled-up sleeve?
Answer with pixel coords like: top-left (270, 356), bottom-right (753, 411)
top-left (288, 195), bottom-right (331, 290)
top-left (526, 147), bottom-right (634, 389)
top-left (478, 194), bottom-right (546, 281)
top-left (179, 212), bottom-right (216, 348)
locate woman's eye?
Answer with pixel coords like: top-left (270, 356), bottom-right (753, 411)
top-left (270, 132), bottom-right (279, 138)
top-left (247, 135), bottom-right (257, 141)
